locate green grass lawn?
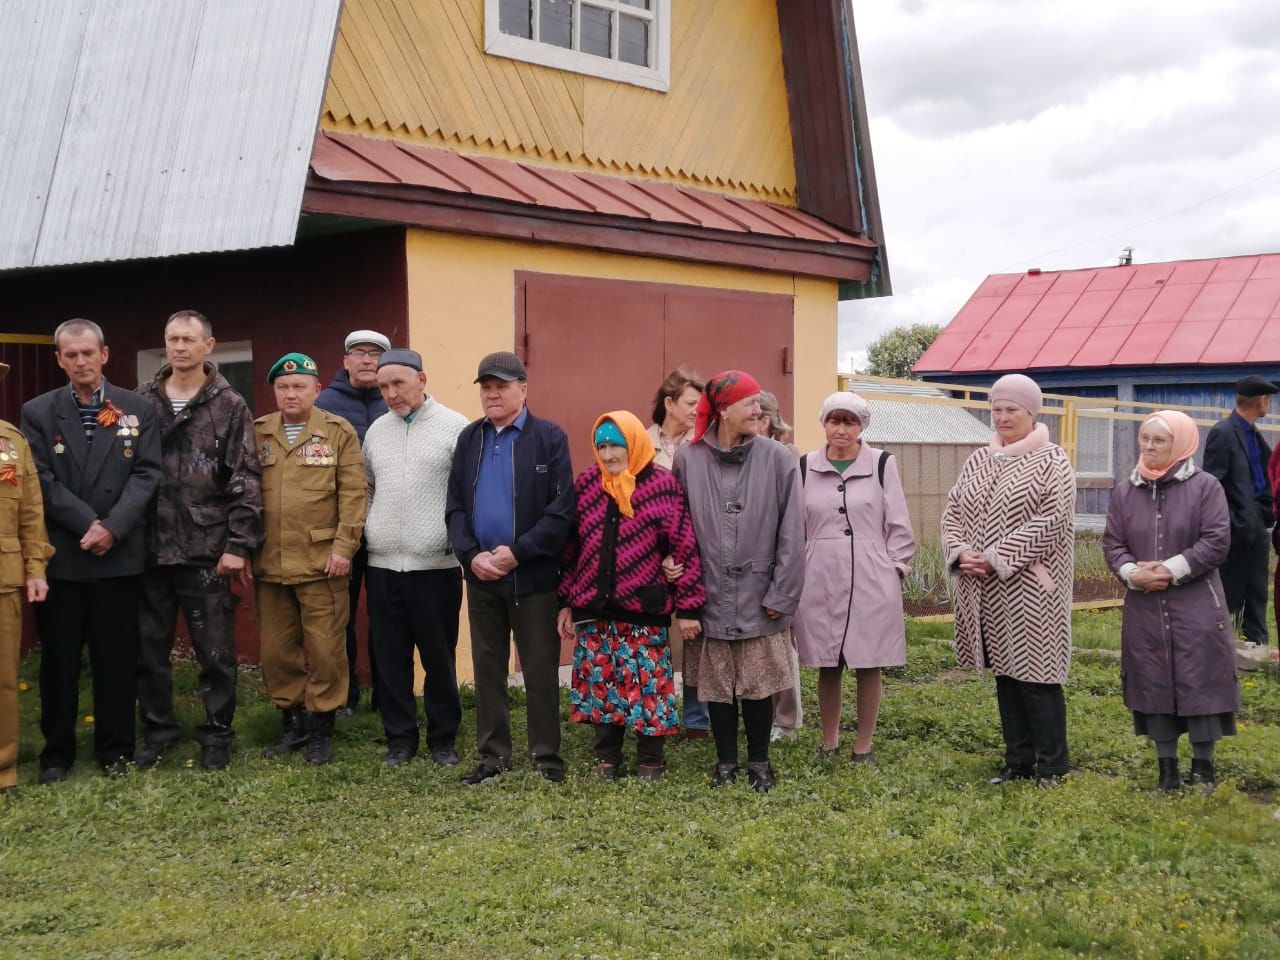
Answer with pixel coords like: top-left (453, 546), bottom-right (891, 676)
top-left (3, 615), bottom-right (1280, 959)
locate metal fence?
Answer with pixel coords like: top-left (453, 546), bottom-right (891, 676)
top-left (836, 373), bottom-right (1280, 536)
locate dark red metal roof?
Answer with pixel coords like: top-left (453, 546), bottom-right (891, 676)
top-left (309, 130), bottom-right (875, 250)
top-left (916, 255), bottom-right (1280, 374)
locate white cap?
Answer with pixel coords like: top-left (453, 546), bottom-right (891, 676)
top-left (344, 329), bottom-right (391, 352)
top-left (819, 391), bottom-right (871, 427)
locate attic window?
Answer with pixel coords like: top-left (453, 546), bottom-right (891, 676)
top-left (486, 0), bottom-right (671, 92)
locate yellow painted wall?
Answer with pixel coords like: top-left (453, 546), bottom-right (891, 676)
top-left (404, 229), bottom-right (835, 683)
top-left (323, 0), bottom-right (797, 201)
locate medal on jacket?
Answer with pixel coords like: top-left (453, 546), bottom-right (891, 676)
top-left (0, 439), bottom-right (12, 462)
top-left (0, 463), bottom-right (16, 486)
top-left (53, 433), bottom-right (65, 455)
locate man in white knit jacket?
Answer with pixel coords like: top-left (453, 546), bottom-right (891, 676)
top-left (363, 349), bottom-right (470, 767)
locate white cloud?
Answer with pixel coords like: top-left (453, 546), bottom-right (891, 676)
top-left (841, 0), bottom-right (1280, 367)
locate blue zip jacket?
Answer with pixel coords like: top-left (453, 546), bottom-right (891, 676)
top-left (446, 408), bottom-right (575, 595)
top-left (316, 369), bottom-right (387, 443)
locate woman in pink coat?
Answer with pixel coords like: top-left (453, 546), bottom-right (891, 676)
top-left (794, 392), bottom-right (916, 764)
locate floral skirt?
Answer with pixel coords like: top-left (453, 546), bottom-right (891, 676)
top-left (569, 619), bottom-right (679, 736)
top-left (684, 629), bottom-right (794, 703)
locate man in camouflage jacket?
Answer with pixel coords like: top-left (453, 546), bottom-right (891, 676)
top-left (134, 310), bottom-right (262, 771)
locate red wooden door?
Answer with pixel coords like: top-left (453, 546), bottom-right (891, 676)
top-left (516, 272), bottom-right (795, 665)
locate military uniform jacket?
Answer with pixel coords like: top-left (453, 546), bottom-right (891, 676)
top-left (139, 363), bottom-right (263, 566)
top-left (21, 381), bottom-right (161, 581)
top-left (0, 419), bottom-right (54, 590)
top-left (254, 407), bottom-right (366, 584)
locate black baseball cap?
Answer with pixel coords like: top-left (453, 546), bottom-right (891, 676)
top-left (377, 348), bottom-right (423, 372)
top-left (474, 351), bottom-right (527, 383)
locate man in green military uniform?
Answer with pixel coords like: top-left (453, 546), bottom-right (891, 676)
top-left (0, 362), bottom-right (54, 791)
top-left (252, 353), bottom-right (366, 765)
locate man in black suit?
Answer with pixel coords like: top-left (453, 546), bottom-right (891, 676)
top-left (1203, 374), bottom-right (1278, 646)
top-left (21, 319), bottom-right (161, 781)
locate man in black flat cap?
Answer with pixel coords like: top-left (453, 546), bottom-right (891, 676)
top-left (1204, 374), bottom-right (1278, 646)
top-left (445, 351), bottom-right (574, 785)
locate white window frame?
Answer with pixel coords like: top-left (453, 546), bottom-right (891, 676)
top-left (484, 0), bottom-right (671, 93)
top-left (137, 340), bottom-right (253, 384)
top-left (1074, 408), bottom-right (1115, 479)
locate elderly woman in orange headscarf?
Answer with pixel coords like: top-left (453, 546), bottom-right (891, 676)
top-left (1104, 410), bottom-right (1239, 791)
top-left (558, 411), bottom-right (705, 781)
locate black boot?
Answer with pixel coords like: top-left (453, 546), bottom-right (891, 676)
top-left (1157, 756), bottom-right (1182, 792)
top-left (262, 707), bottom-right (310, 758)
top-left (306, 711), bottom-right (335, 766)
top-left (1188, 758), bottom-right (1215, 787)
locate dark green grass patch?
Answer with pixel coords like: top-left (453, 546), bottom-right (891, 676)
top-left (3, 615), bottom-right (1279, 959)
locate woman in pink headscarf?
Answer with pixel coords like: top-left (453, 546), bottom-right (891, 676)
top-left (1103, 410), bottom-right (1239, 791)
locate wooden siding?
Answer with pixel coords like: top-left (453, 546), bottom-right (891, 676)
top-left (322, 0), bottom-right (797, 200)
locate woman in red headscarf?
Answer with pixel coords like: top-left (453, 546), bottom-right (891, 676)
top-left (672, 371), bottom-right (806, 792)
top-left (558, 411), bottom-right (705, 781)
top-left (1104, 410), bottom-right (1239, 791)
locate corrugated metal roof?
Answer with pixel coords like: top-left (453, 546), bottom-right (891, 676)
top-left (916, 254), bottom-right (1280, 374)
top-left (309, 130), bottom-right (877, 249)
top-left (860, 400), bottom-right (990, 445)
top-left (0, 0), bottom-right (343, 271)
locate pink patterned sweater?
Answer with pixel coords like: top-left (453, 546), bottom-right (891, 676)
top-left (559, 463), bottom-right (705, 625)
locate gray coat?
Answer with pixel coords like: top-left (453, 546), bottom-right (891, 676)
top-left (674, 434), bottom-right (805, 640)
top-left (21, 381), bottom-right (162, 581)
top-left (1103, 463), bottom-right (1240, 717)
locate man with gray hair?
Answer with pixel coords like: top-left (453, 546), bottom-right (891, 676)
top-left (21, 319), bottom-right (161, 782)
top-left (317, 328), bottom-right (390, 715)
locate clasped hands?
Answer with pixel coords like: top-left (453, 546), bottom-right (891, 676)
top-left (957, 549), bottom-right (994, 580)
top-left (1129, 560), bottom-right (1173, 593)
top-left (470, 545), bottom-right (519, 581)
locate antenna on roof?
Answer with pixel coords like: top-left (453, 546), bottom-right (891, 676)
top-left (1118, 246), bottom-right (1134, 266)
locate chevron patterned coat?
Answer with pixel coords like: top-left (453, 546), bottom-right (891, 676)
top-left (942, 431), bottom-right (1076, 684)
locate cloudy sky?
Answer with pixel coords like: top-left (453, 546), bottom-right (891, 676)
top-left (838, 0), bottom-right (1280, 371)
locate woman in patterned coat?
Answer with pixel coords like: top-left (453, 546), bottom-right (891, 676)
top-left (558, 410), bottom-right (704, 781)
top-left (942, 374), bottom-right (1076, 787)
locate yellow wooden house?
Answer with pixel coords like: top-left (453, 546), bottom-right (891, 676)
top-left (306, 0), bottom-right (887, 460)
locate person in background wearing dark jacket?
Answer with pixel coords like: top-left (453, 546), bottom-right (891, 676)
top-left (22, 319), bottom-right (162, 782)
top-left (134, 310), bottom-right (262, 772)
top-left (1105, 411), bottom-right (1238, 790)
top-left (1203, 375), bottom-right (1277, 647)
top-left (446, 351), bottom-right (575, 785)
top-left (317, 329), bottom-right (390, 716)
top-left (558, 411), bottom-right (704, 782)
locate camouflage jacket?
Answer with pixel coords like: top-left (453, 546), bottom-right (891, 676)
top-left (139, 363), bottom-right (263, 566)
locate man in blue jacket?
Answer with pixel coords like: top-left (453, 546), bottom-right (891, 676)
top-left (317, 329), bottom-right (389, 715)
top-left (446, 351), bottom-right (575, 784)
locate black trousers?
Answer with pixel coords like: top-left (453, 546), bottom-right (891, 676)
top-left (995, 675), bottom-right (1069, 778)
top-left (37, 577), bottom-right (140, 770)
top-left (137, 564), bottom-right (238, 748)
top-left (593, 723), bottom-right (665, 767)
top-left (344, 543), bottom-right (377, 706)
top-left (367, 566), bottom-right (463, 753)
top-left (1223, 525), bottom-right (1270, 645)
top-left (467, 581), bottom-right (563, 773)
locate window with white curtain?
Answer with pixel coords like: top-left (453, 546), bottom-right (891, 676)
top-left (486, 0), bottom-right (671, 91)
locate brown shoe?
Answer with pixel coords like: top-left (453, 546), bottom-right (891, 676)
top-left (636, 764), bottom-right (666, 783)
top-left (682, 728), bottom-right (709, 742)
top-left (594, 762), bottom-right (620, 781)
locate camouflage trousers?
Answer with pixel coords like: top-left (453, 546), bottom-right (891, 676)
top-left (137, 565), bottom-right (239, 748)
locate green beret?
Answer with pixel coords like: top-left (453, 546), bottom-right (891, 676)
top-left (267, 352), bottom-right (319, 383)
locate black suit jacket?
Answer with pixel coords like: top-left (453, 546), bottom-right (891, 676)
top-left (21, 381), bottom-right (162, 581)
top-left (1203, 413), bottom-right (1273, 543)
